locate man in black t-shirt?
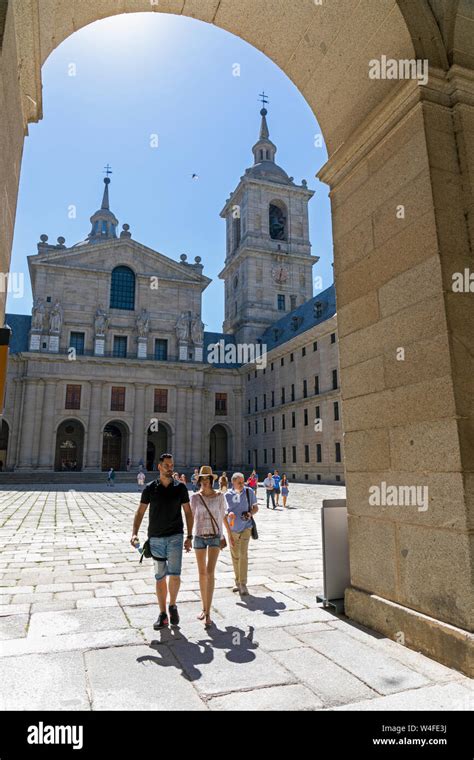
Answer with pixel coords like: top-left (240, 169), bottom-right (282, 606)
top-left (131, 453), bottom-right (193, 630)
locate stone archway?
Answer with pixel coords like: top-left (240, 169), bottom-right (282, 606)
top-left (0, 419), bottom-right (9, 471)
top-left (101, 421), bottom-right (129, 471)
top-left (54, 419), bottom-right (85, 471)
top-left (0, 1), bottom-right (473, 673)
top-left (209, 424), bottom-right (228, 472)
top-left (146, 422), bottom-right (169, 471)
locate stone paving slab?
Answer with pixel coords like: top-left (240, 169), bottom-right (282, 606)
top-left (270, 646), bottom-right (379, 707)
top-left (84, 645), bottom-right (207, 711)
top-left (292, 628), bottom-right (431, 695)
top-left (208, 684), bottom-right (324, 711)
top-left (0, 652), bottom-right (90, 710)
top-left (28, 606), bottom-right (130, 638)
top-left (332, 682), bottom-right (474, 711)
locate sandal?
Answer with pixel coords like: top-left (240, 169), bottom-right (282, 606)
top-left (204, 613), bottom-right (212, 628)
top-left (197, 610), bottom-right (206, 620)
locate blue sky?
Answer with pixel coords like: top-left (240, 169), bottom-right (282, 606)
top-left (7, 12), bottom-right (334, 332)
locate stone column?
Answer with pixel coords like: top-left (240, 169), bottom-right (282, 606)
top-left (174, 387), bottom-right (187, 468)
top-left (132, 383), bottom-right (146, 467)
top-left (16, 378), bottom-right (38, 469)
top-left (318, 71), bottom-right (474, 675)
top-left (7, 378), bottom-right (23, 470)
top-left (85, 381), bottom-right (102, 469)
top-left (37, 380), bottom-right (57, 468)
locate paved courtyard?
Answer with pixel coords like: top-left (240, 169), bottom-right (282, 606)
top-left (0, 483), bottom-right (472, 711)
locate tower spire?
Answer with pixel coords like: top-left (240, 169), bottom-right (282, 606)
top-left (87, 173), bottom-right (119, 244)
top-left (252, 95), bottom-right (277, 166)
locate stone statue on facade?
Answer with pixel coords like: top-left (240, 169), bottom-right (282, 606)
top-left (176, 311), bottom-right (190, 342)
top-left (136, 308), bottom-right (149, 338)
top-left (94, 305), bottom-right (109, 337)
top-left (31, 297), bottom-right (46, 331)
top-left (49, 301), bottom-right (63, 333)
top-left (191, 314), bottom-right (204, 345)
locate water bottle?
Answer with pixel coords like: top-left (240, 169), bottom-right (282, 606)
top-left (132, 537), bottom-right (142, 553)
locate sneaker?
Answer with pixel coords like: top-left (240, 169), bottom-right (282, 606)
top-left (153, 611), bottom-right (169, 630)
top-left (168, 604), bottom-right (179, 625)
top-left (239, 583), bottom-right (249, 595)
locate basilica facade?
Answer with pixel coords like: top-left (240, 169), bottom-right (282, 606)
top-left (2, 108), bottom-right (344, 483)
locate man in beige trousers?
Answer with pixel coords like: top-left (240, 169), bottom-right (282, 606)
top-left (224, 472), bottom-right (259, 595)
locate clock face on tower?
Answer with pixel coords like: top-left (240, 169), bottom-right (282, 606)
top-left (271, 265), bottom-right (289, 284)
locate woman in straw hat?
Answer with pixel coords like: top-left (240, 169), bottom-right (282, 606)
top-left (190, 465), bottom-right (233, 627)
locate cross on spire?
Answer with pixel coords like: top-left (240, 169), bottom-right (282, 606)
top-left (259, 91), bottom-right (269, 109)
top-left (103, 164), bottom-right (113, 178)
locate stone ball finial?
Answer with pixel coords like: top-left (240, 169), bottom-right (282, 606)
top-left (40, 234), bottom-right (48, 243)
top-left (122, 223), bottom-right (130, 231)
top-left (57, 236), bottom-right (66, 245)
top-left (194, 256), bottom-right (202, 264)
top-left (260, 108), bottom-right (268, 117)
top-left (180, 254), bottom-right (188, 262)
top-left (302, 179), bottom-right (308, 187)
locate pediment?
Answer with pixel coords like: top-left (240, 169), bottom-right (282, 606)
top-left (28, 238), bottom-right (210, 285)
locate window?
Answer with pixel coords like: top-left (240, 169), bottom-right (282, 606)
top-left (281, 357), bottom-right (284, 367)
top-left (154, 339), bottom-right (168, 361)
top-left (272, 448), bottom-right (275, 463)
top-left (248, 399), bottom-right (251, 414)
top-left (264, 449), bottom-right (267, 464)
top-left (110, 266), bottom-right (135, 310)
top-left (332, 369), bottom-right (338, 390)
top-left (302, 346), bottom-right (306, 357)
top-left (154, 389), bottom-right (168, 413)
top-left (315, 375), bottom-right (320, 395)
top-left (269, 202), bottom-right (287, 241)
top-left (305, 445), bottom-right (309, 463)
top-left (331, 332), bottom-right (336, 344)
top-left (254, 370), bottom-right (257, 379)
top-left (65, 384), bottom-right (81, 410)
top-left (271, 416), bottom-right (275, 432)
top-left (271, 390), bottom-right (275, 407)
top-left (69, 332), bottom-right (85, 356)
top-left (336, 475), bottom-right (341, 482)
top-left (282, 447), bottom-right (286, 463)
top-left (304, 409), bottom-right (308, 426)
top-left (233, 217), bottom-right (241, 251)
top-left (313, 341), bottom-right (318, 351)
top-left (254, 397), bottom-right (258, 412)
top-left (111, 386), bottom-right (125, 411)
top-left (335, 442), bottom-right (342, 463)
top-left (303, 379), bottom-right (307, 398)
top-left (255, 420), bottom-right (258, 434)
top-left (248, 421), bottom-right (251, 435)
top-left (291, 384), bottom-right (295, 402)
top-left (263, 393), bottom-right (267, 410)
top-left (290, 295), bottom-right (297, 310)
top-left (281, 387), bottom-right (285, 404)
top-left (271, 362), bottom-right (274, 371)
top-left (264, 418), bottom-right (267, 433)
top-left (291, 411), bottom-right (296, 428)
top-left (334, 401), bottom-right (340, 421)
top-left (316, 443), bottom-right (322, 463)
top-left (113, 336), bottom-right (127, 358)
top-left (215, 393), bottom-right (227, 416)
top-left (247, 373), bottom-right (250, 381)
top-left (282, 414), bottom-right (286, 430)
top-left (290, 353), bottom-right (294, 362)
top-left (317, 474), bottom-right (321, 482)
top-left (248, 450), bottom-right (251, 465)
top-left (314, 302), bottom-right (323, 318)
top-left (315, 405), bottom-right (320, 420)
top-left (277, 294), bottom-right (286, 311)
top-left (292, 446), bottom-right (297, 463)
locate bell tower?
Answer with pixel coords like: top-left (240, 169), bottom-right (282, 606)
top-left (219, 99), bottom-right (318, 345)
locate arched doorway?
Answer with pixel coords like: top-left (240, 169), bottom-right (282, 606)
top-left (101, 421), bottom-right (129, 471)
top-left (54, 420), bottom-right (85, 471)
top-left (0, 420), bottom-right (9, 471)
top-left (209, 425), bottom-right (228, 472)
top-left (147, 423), bottom-right (169, 471)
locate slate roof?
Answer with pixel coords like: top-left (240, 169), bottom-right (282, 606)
top-left (4, 314), bottom-right (31, 353)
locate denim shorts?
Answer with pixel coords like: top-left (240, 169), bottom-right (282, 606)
top-left (193, 535), bottom-right (221, 550)
top-left (149, 534), bottom-right (184, 581)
